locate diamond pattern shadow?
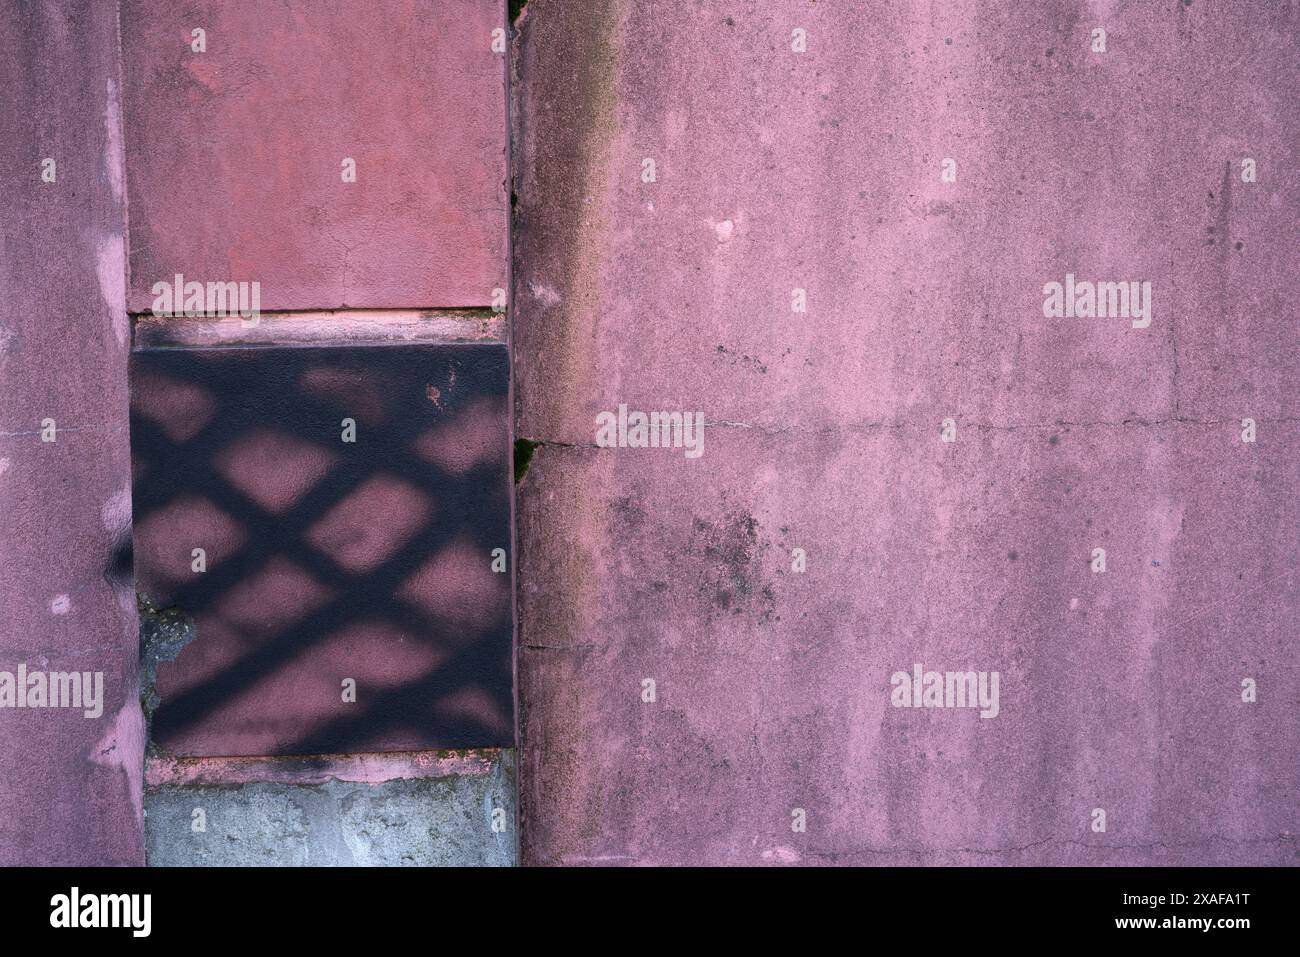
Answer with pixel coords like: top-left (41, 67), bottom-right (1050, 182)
top-left (129, 342), bottom-right (513, 756)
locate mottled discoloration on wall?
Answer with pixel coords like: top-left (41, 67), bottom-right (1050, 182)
top-left (513, 1), bottom-right (1298, 864)
top-left (511, 0), bottom-right (625, 441)
top-left (0, 0), bottom-right (144, 865)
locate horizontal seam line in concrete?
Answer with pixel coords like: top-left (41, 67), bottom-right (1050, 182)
top-left (0, 426), bottom-right (128, 437)
top-left (813, 833), bottom-right (1297, 857)
top-left (517, 416), bottom-right (1300, 446)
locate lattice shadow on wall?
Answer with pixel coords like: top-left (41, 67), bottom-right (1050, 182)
top-left (129, 342), bottom-right (513, 756)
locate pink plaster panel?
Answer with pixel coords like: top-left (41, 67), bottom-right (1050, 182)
top-left (121, 0), bottom-right (508, 312)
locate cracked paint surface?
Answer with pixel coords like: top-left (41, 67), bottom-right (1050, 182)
top-left (512, 1), bottom-right (1298, 864)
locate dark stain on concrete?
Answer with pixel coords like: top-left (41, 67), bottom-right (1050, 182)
top-left (689, 512), bottom-right (776, 623)
top-left (137, 593), bottom-right (197, 726)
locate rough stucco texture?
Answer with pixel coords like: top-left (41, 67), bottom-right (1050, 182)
top-left (512, 2), bottom-right (1298, 864)
top-left (144, 750), bottom-right (516, 866)
top-left (121, 0), bottom-right (508, 312)
top-left (0, 1), bottom-right (145, 865)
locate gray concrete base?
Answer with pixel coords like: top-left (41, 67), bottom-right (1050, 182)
top-left (145, 752), bottom-right (515, 866)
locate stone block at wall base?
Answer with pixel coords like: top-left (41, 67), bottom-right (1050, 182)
top-left (145, 749), bottom-right (516, 866)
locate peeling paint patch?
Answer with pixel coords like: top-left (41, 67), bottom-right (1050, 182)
top-left (528, 280), bottom-right (561, 307)
top-left (100, 484), bottom-right (132, 535)
top-left (103, 79), bottom-right (124, 204)
top-left (93, 699), bottom-right (146, 828)
top-left (96, 233), bottom-right (128, 348)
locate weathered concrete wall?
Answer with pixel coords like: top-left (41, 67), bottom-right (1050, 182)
top-left (145, 751), bottom-right (515, 866)
top-left (512, 1), bottom-right (1298, 864)
top-left (0, 1), bottom-right (144, 865)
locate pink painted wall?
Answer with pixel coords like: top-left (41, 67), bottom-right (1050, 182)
top-left (0, 0), bottom-right (144, 865)
top-left (512, 0), bottom-right (1298, 864)
top-left (3, 1), bottom-right (515, 865)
